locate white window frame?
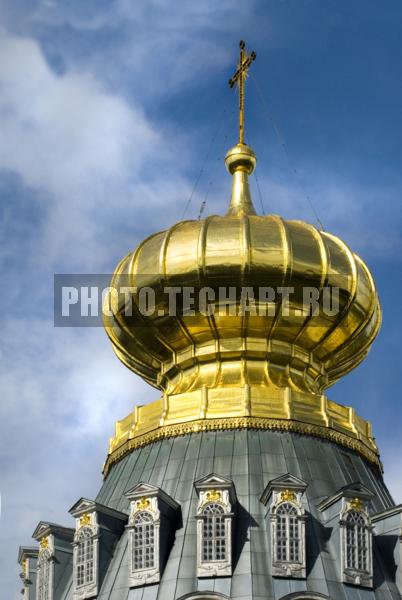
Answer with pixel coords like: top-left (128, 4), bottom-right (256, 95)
top-left (132, 511), bottom-right (156, 571)
top-left (36, 545), bottom-right (54, 600)
top-left (73, 515), bottom-right (99, 600)
top-left (275, 502), bottom-right (301, 563)
top-left (269, 491), bottom-right (306, 578)
top-left (201, 502), bottom-right (228, 563)
top-left (75, 528), bottom-right (96, 588)
top-left (128, 497), bottom-right (160, 588)
top-left (196, 489), bottom-right (233, 578)
top-left (341, 501), bottom-right (373, 587)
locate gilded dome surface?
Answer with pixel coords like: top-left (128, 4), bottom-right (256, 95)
top-left (104, 204), bottom-right (381, 396)
top-left (102, 46), bottom-right (382, 474)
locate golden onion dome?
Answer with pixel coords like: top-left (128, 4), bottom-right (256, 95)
top-left (104, 142), bottom-right (381, 397)
top-left (102, 45), bottom-right (382, 475)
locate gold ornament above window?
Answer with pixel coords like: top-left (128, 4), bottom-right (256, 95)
top-left (79, 512), bottom-right (91, 527)
top-left (39, 536), bottom-right (49, 550)
top-left (135, 497), bottom-right (151, 511)
top-left (349, 497), bottom-right (364, 512)
top-left (280, 489), bottom-right (297, 503)
top-left (205, 489), bottom-right (222, 503)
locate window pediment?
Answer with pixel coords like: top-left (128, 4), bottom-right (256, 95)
top-left (260, 473), bottom-right (308, 507)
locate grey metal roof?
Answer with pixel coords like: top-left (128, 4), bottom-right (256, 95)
top-left (39, 429), bottom-right (402, 599)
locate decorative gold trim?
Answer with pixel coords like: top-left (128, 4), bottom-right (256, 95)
top-left (205, 489), bottom-right (222, 503)
top-left (349, 497), bottom-right (364, 512)
top-left (135, 497), bottom-right (151, 512)
top-left (103, 414), bottom-right (381, 477)
top-left (280, 489), bottom-right (297, 503)
top-left (39, 536), bottom-right (49, 550)
top-left (79, 512), bottom-right (91, 527)
top-left (105, 387), bottom-right (379, 474)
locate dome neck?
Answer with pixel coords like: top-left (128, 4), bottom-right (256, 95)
top-left (225, 143), bottom-right (257, 216)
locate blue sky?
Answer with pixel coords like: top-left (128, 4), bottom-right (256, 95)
top-left (1, 1), bottom-right (402, 596)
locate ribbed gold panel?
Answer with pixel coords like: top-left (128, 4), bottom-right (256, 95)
top-left (104, 214), bottom-right (381, 395)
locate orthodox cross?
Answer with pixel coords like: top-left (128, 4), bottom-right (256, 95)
top-left (229, 40), bottom-right (256, 145)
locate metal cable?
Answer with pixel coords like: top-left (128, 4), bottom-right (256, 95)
top-left (250, 72), bottom-right (324, 230)
top-left (254, 172), bottom-right (266, 215)
top-left (181, 97), bottom-right (231, 220)
top-left (196, 104), bottom-right (237, 219)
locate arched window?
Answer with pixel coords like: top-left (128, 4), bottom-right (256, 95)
top-left (341, 507), bottom-right (372, 586)
top-left (201, 503), bottom-right (227, 563)
top-left (70, 501), bottom-right (127, 599)
top-left (72, 520), bottom-right (99, 599)
top-left (76, 527), bottom-right (95, 588)
top-left (275, 503), bottom-right (300, 563)
top-left (132, 511), bottom-right (155, 571)
top-left (126, 487), bottom-right (178, 588)
top-left (269, 494), bottom-right (307, 579)
top-left (194, 477), bottom-right (235, 578)
top-left (345, 511), bottom-right (368, 571)
top-left (37, 549), bottom-right (51, 600)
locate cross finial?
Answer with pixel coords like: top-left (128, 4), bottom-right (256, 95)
top-left (229, 40), bottom-right (256, 144)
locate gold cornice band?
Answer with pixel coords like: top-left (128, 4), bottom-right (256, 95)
top-left (103, 387), bottom-right (381, 477)
top-left (103, 416), bottom-right (381, 478)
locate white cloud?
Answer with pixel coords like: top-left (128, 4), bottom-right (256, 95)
top-left (0, 316), bottom-right (156, 599)
top-left (0, 31), bottom-right (182, 270)
top-left (2, 0), bottom-right (260, 100)
top-left (0, 317), bottom-right (156, 442)
top-left (0, 33), bottom-right (159, 194)
top-left (253, 173), bottom-right (402, 259)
